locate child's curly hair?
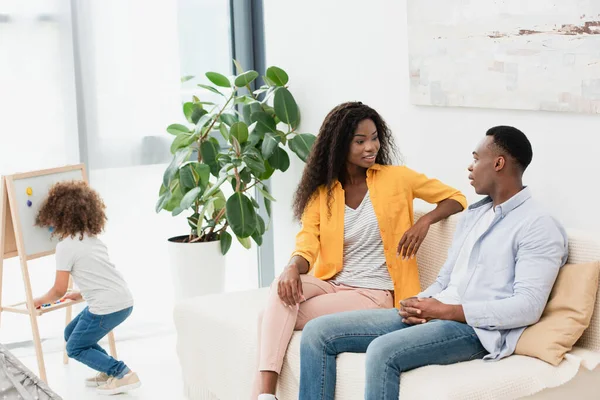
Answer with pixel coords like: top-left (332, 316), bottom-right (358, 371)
top-left (36, 181), bottom-right (107, 240)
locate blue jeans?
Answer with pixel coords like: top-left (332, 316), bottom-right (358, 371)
top-left (64, 306), bottom-right (132, 378)
top-left (299, 308), bottom-right (487, 400)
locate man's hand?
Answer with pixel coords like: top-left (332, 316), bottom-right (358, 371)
top-left (398, 297), bottom-right (427, 324)
top-left (397, 218), bottom-right (431, 260)
top-left (399, 297), bottom-right (464, 324)
top-left (278, 264), bottom-right (304, 307)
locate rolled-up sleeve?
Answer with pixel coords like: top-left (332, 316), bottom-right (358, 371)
top-left (463, 216), bottom-right (568, 330)
top-left (404, 167), bottom-right (467, 210)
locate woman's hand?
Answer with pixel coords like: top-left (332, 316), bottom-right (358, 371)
top-left (33, 297), bottom-right (44, 309)
top-left (278, 264), bottom-right (304, 307)
top-left (62, 291), bottom-right (82, 302)
top-left (397, 217), bottom-right (431, 260)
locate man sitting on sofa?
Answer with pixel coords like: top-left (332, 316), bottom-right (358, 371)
top-left (298, 126), bottom-right (569, 400)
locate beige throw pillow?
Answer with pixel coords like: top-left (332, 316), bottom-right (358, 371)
top-left (515, 261), bottom-right (600, 366)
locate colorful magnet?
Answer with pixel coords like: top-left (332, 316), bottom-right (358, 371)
top-left (27, 200), bottom-right (32, 207)
top-left (26, 187), bottom-right (33, 196)
top-left (49, 226), bottom-right (54, 233)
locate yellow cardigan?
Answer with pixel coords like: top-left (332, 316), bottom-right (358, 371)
top-left (291, 164), bottom-right (467, 306)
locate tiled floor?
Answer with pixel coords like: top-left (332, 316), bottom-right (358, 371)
top-left (18, 332), bottom-right (186, 400)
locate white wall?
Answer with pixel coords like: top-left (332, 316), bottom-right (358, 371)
top-left (264, 0), bottom-right (600, 274)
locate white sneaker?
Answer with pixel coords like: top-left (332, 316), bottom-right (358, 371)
top-left (85, 372), bottom-right (110, 387)
top-left (258, 394), bottom-right (278, 400)
top-left (96, 372), bottom-right (141, 395)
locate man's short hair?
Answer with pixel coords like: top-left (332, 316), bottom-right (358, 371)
top-left (486, 126), bottom-right (533, 171)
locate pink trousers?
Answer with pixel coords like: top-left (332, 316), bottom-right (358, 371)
top-left (252, 274), bottom-right (394, 397)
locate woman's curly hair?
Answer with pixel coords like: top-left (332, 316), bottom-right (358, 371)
top-left (36, 181), bottom-right (107, 240)
top-left (292, 101), bottom-right (400, 220)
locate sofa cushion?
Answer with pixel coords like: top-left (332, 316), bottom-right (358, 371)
top-left (515, 262), bottom-right (600, 365)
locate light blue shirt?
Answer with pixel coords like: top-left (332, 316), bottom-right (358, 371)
top-left (419, 187), bottom-right (568, 360)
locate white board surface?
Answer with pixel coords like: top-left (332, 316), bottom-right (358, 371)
top-left (11, 169), bottom-right (84, 257)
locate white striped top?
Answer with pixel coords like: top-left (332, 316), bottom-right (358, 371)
top-left (330, 191), bottom-right (394, 290)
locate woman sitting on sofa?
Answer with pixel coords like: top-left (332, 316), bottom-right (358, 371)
top-left (254, 101), bottom-right (467, 400)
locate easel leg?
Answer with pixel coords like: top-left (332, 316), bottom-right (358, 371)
top-left (30, 313), bottom-right (47, 382)
top-left (19, 256), bottom-right (47, 382)
top-left (108, 331), bottom-right (117, 359)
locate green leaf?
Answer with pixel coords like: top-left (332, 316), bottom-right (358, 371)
top-left (261, 132), bottom-right (280, 159)
top-left (179, 164), bottom-right (196, 189)
top-left (213, 190), bottom-right (226, 211)
top-left (276, 130), bottom-right (287, 145)
top-left (257, 185), bottom-right (276, 202)
top-left (259, 159), bottom-right (275, 180)
top-left (248, 121), bottom-right (259, 134)
top-left (200, 141), bottom-right (220, 176)
top-left (268, 146), bottom-right (290, 172)
top-left (251, 196), bottom-right (260, 209)
top-left (243, 102), bottom-right (263, 125)
top-left (192, 163), bottom-right (211, 186)
top-left (163, 149), bottom-right (191, 187)
top-left (251, 231), bottom-right (263, 246)
top-left (289, 133), bottom-right (316, 162)
top-left (179, 187), bottom-right (203, 211)
top-left (193, 113), bottom-right (215, 136)
top-left (264, 197), bottom-right (271, 217)
top-left (170, 133), bottom-right (191, 154)
top-left (201, 174), bottom-right (228, 200)
top-left (253, 88), bottom-right (269, 96)
top-left (219, 123), bottom-right (230, 141)
top-left (198, 84), bottom-right (225, 97)
top-left (226, 192), bottom-right (258, 238)
top-left (256, 214), bottom-right (266, 235)
top-left (234, 70), bottom-right (259, 87)
top-left (261, 87), bottom-right (279, 104)
top-left (251, 112), bottom-right (276, 135)
top-left (230, 122), bottom-right (249, 144)
top-left (239, 168), bottom-right (252, 184)
top-left (263, 76), bottom-right (277, 87)
top-left (183, 102), bottom-right (207, 124)
top-left (266, 66), bottom-right (289, 86)
top-left (165, 180), bottom-right (184, 212)
top-left (220, 231), bottom-right (232, 255)
top-left (220, 113), bottom-right (238, 127)
top-left (187, 213), bottom-right (199, 230)
top-left (205, 72), bottom-right (231, 88)
top-left (242, 147), bottom-right (266, 174)
top-left (167, 124), bottom-right (190, 136)
top-left (155, 190), bottom-right (171, 213)
top-left (274, 87), bottom-right (300, 129)
top-left (234, 95), bottom-right (255, 105)
top-left (181, 75), bottom-right (195, 83)
top-left (237, 235), bottom-right (252, 249)
top-left (248, 131), bottom-right (262, 147)
top-left (233, 59), bottom-right (244, 74)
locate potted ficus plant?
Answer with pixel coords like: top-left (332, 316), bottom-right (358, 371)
top-left (156, 62), bottom-right (316, 300)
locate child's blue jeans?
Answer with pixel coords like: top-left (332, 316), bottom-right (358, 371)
top-left (64, 306), bottom-right (132, 378)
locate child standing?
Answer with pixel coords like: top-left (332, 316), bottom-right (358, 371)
top-left (33, 180), bottom-right (140, 395)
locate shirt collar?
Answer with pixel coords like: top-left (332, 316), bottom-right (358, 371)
top-left (468, 187), bottom-right (532, 217)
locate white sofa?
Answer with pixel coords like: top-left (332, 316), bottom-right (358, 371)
top-left (174, 210), bottom-right (600, 399)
